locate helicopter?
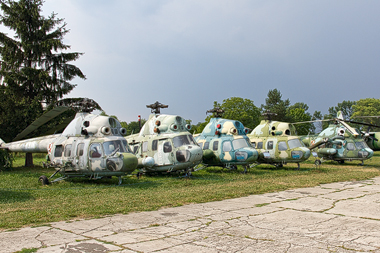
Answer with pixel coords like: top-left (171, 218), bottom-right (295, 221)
top-left (0, 98), bottom-right (138, 185)
top-left (296, 111), bottom-right (375, 165)
top-left (247, 111), bottom-right (311, 169)
top-left (351, 115), bottom-right (380, 151)
top-left (125, 101), bottom-right (203, 176)
top-left (193, 108), bottom-right (259, 172)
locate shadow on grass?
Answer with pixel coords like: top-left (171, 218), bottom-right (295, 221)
top-left (0, 190), bottom-right (34, 203)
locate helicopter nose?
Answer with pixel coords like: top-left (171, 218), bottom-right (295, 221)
top-left (121, 153), bottom-right (138, 173)
top-left (304, 148), bottom-right (311, 160)
top-left (366, 148), bottom-right (374, 159)
top-left (244, 148), bottom-right (259, 163)
top-left (190, 145), bottom-right (203, 163)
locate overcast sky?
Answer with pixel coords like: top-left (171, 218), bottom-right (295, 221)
top-left (19, 1), bottom-right (380, 123)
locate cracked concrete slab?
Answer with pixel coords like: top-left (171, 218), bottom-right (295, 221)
top-left (1, 176), bottom-right (379, 253)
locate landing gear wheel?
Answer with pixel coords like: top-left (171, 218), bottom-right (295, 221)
top-left (338, 160), bottom-right (345, 164)
top-left (314, 160), bottom-right (322, 166)
top-left (39, 175), bottom-right (50, 185)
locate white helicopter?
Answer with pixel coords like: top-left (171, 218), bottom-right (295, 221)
top-left (0, 98), bottom-right (138, 185)
top-left (125, 102), bottom-right (203, 176)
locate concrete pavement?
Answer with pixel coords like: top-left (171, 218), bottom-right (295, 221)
top-left (1, 176), bottom-right (380, 252)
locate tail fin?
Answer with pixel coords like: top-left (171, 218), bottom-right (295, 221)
top-left (337, 111), bottom-right (344, 120)
top-left (0, 138), bottom-right (5, 146)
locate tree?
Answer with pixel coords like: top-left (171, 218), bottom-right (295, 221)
top-left (261, 89), bottom-right (290, 121)
top-left (0, 0), bottom-right (85, 141)
top-left (352, 98), bottom-right (380, 128)
top-left (287, 108), bottom-right (312, 135)
top-left (327, 100), bottom-right (356, 120)
top-left (286, 102), bottom-right (314, 134)
top-left (218, 97), bottom-right (260, 130)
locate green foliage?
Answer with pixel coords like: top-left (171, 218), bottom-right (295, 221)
top-left (352, 98), bottom-right (380, 130)
top-left (217, 97), bottom-right (261, 130)
top-left (261, 89), bottom-right (291, 122)
top-left (0, 0), bottom-right (85, 141)
top-left (287, 108), bottom-right (312, 135)
top-left (0, 149), bottom-right (13, 169)
top-left (328, 100), bottom-right (356, 120)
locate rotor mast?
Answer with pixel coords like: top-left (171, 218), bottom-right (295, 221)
top-left (146, 101), bottom-right (168, 114)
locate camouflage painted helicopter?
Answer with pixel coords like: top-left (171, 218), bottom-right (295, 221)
top-left (351, 115), bottom-right (380, 151)
top-left (194, 108), bottom-right (258, 172)
top-left (125, 102), bottom-right (203, 176)
top-left (247, 111), bottom-right (311, 169)
top-left (0, 98), bottom-right (138, 185)
top-left (296, 112), bottom-right (375, 165)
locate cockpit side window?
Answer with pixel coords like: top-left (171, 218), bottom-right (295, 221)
top-left (223, 141), bottom-right (232, 152)
top-left (213, 141), bottom-right (219, 151)
top-left (198, 142), bottom-right (203, 150)
top-left (152, 140), bottom-right (158, 151)
top-left (164, 142), bottom-right (172, 153)
top-left (278, 141), bottom-right (287, 151)
top-left (347, 142), bottom-right (356, 151)
top-left (90, 143), bottom-right (102, 158)
top-left (251, 142), bottom-right (256, 148)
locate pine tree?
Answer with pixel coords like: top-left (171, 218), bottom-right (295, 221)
top-left (0, 0), bottom-right (85, 141)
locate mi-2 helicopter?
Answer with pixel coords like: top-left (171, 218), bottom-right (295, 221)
top-left (351, 115), bottom-right (380, 151)
top-left (297, 111), bottom-right (375, 165)
top-left (194, 108), bottom-right (259, 172)
top-left (247, 111), bottom-right (311, 169)
top-left (125, 101), bottom-right (203, 176)
top-left (0, 98), bottom-right (138, 185)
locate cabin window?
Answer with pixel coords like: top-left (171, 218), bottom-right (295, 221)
top-left (54, 145), bottom-right (63, 157)
top-left (90, 143), bottom-right (102, 158)
top-left (267, 141), bottom-right (273, 150)
top-left (257, 142), bottom-right (263, 149)
top-left (213, 141), bottom-right (219, 151)
top-left (103, 140), bottom-right (129, 155)
top-left (355, 141), bottom-right (367, 150)
top-left (347, 142), bottom-right (356, 151)
top-left (223, 141), bottom-right (232, 152)
top-left (164, 142), bottom-right (172, 153)
top-left (278, 141), bottom-right (287, 151)
top-left (152, 140), bottom-right (158, 151)
top-left (142, 141), bottom-right (148, 152)
top-left (77, 143), bottom-right (84, 156)
top-left (203, 142), bottom-right (209, 150)
top-left (288, 139), bottom-right (303, 149)
top-left (173, 135), bottom-right (191, 148)
top-left (232, 138), bottom-right (249, 150)
top-left (64, 144), bottom-right (72, 157)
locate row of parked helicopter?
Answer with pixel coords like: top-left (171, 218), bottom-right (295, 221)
top-left (0, 98), bottom-right (379, 185)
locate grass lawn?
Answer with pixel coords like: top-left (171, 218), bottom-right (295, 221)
top-left (0, 152), bottom-right (379, 230)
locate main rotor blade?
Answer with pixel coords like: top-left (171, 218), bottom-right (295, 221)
top-left (292, 119), bottom-right (332, 124)
top-left (44, 115), bottom-right (75, 135)
top-left (344, 120), bottom-right (380, 128)
top-left (13, 106), bottom-right (69, 141)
